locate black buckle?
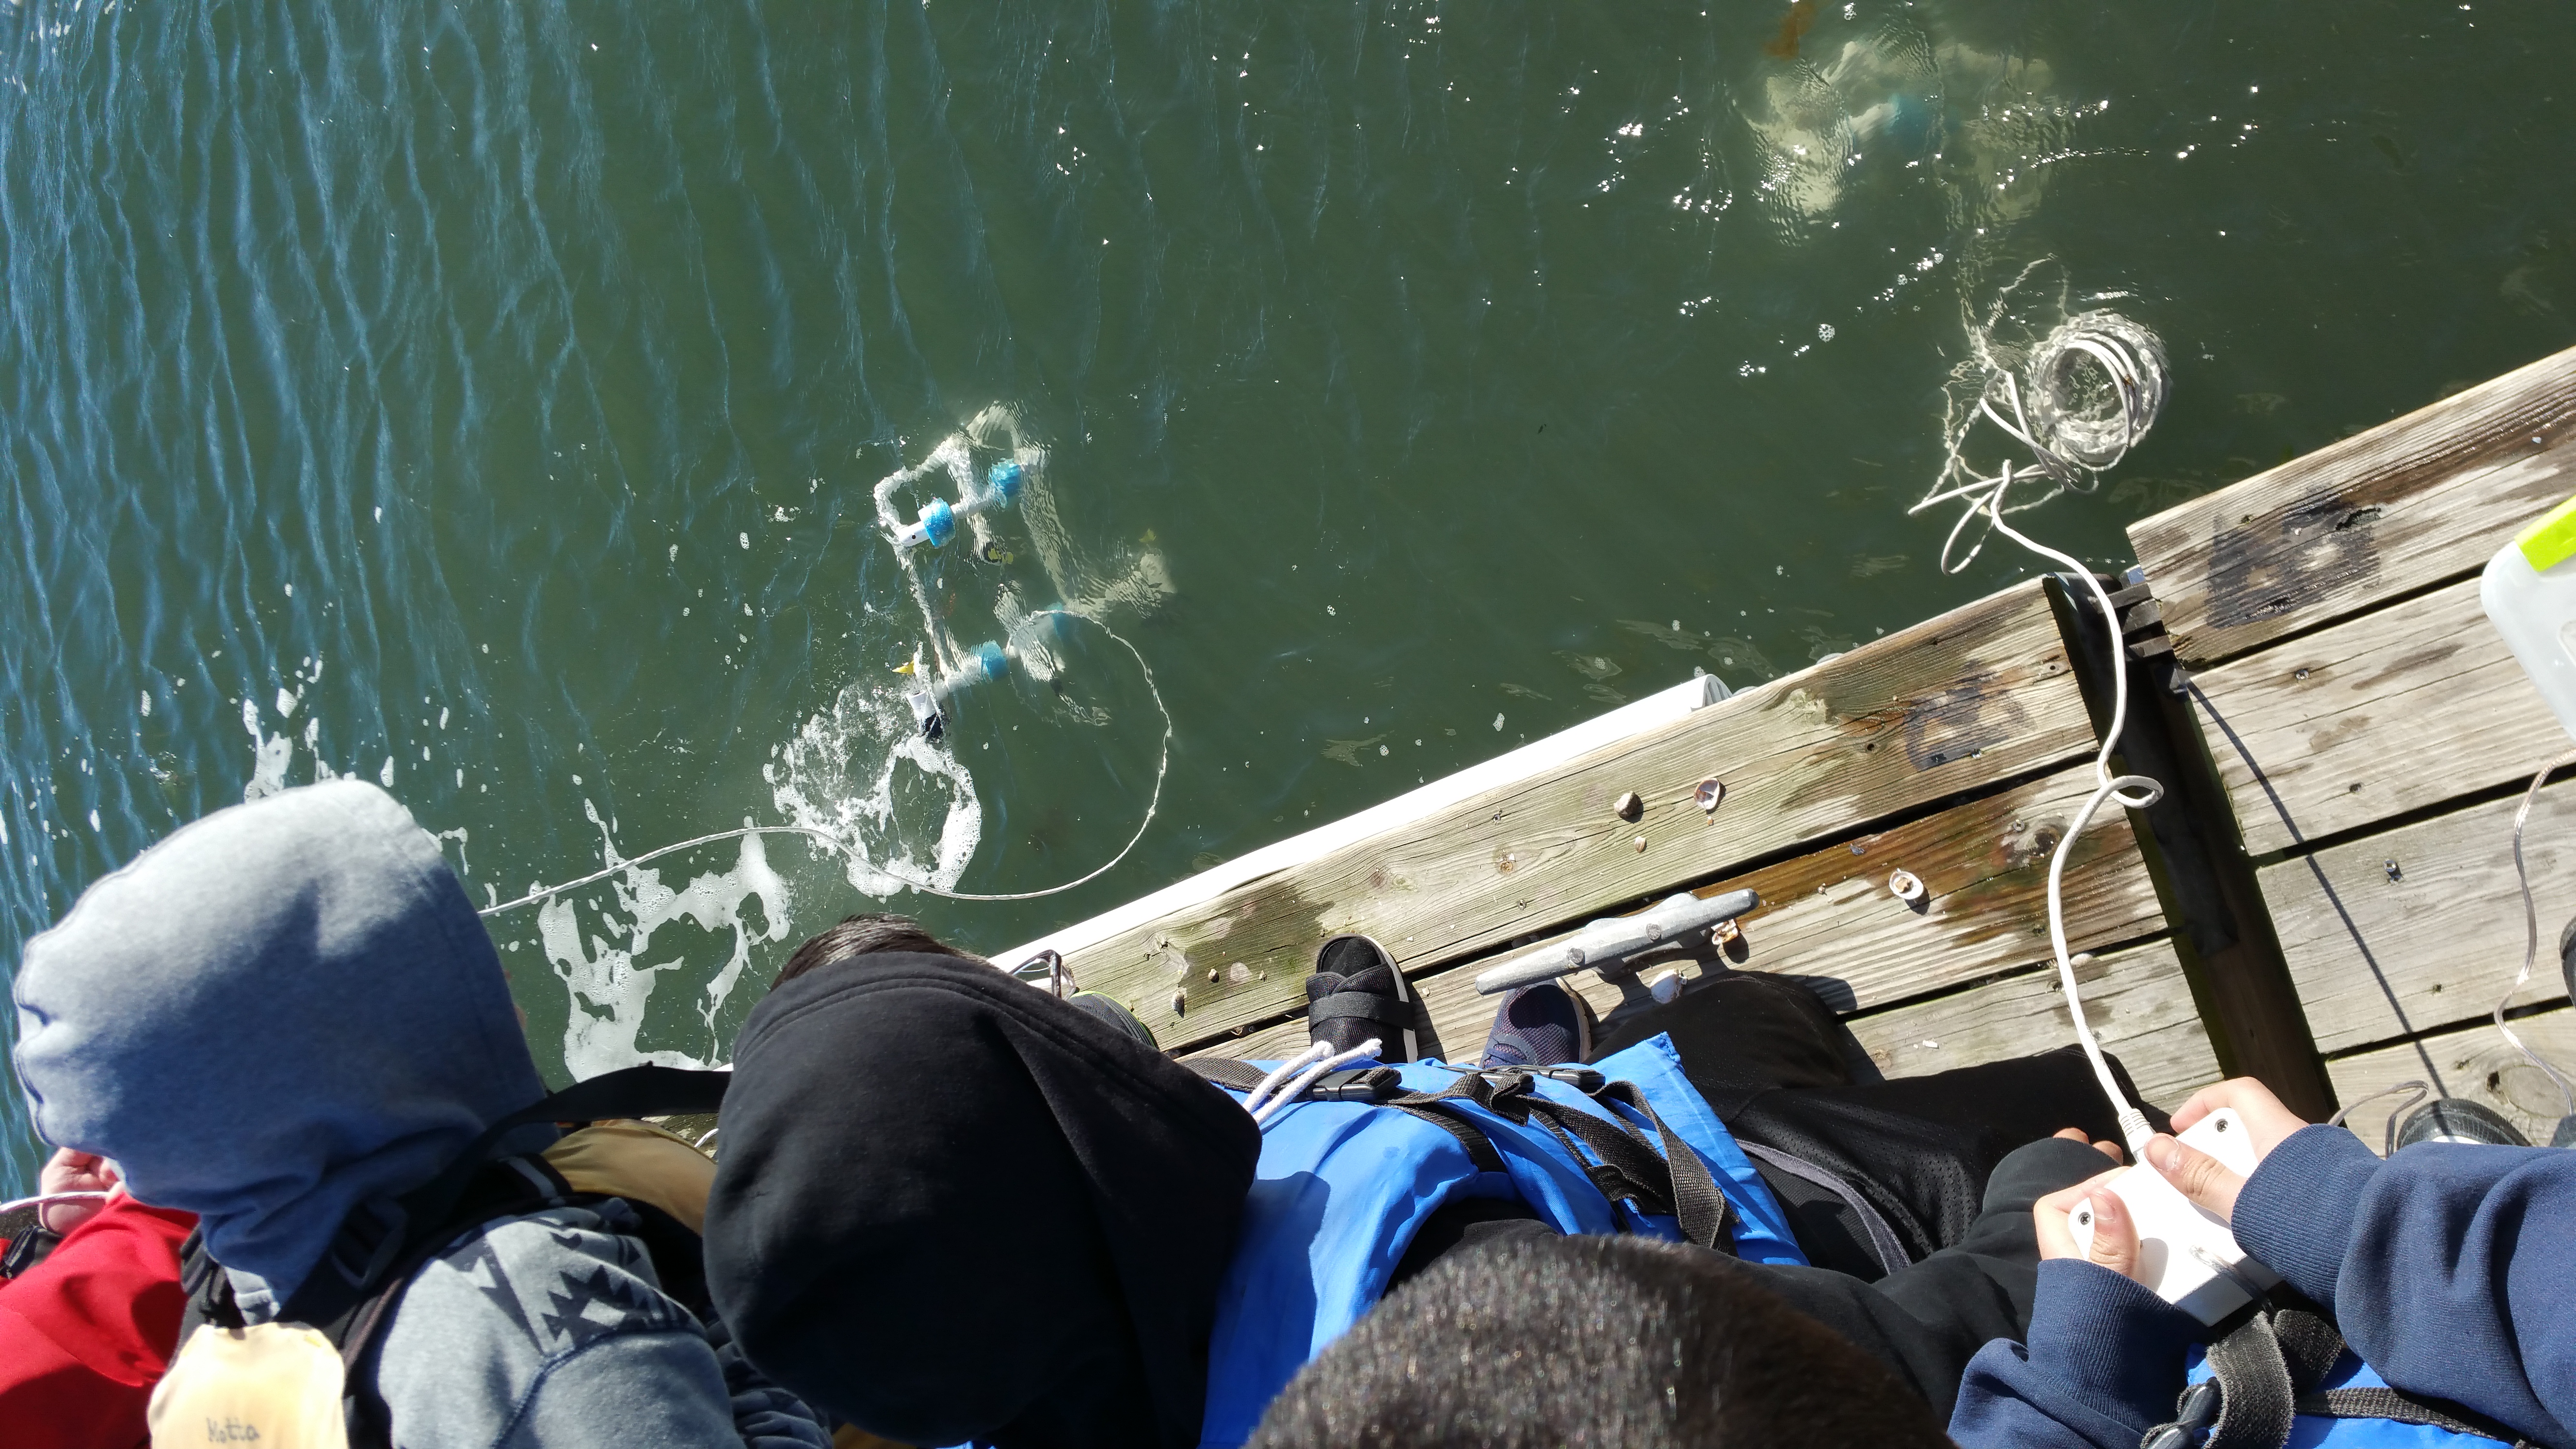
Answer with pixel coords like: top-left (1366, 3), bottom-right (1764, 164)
top-left (1304, 1066), bottom-right (1402, 1102)
top-left (0, 1224), bottom-right (58, 1279)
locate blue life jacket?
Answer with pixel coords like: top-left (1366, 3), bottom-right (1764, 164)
top-left (2175, 1328), bottom-right (2522, 1449)
top-left (1193, 1032), bottom-right (1803, 1448)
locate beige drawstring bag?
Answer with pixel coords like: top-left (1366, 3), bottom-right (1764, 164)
top-left (148, 1322), bottom-right (352, 1448)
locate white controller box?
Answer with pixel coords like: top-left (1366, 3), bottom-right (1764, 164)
top-left (2067, 1107), bottom-right (2281, 1324)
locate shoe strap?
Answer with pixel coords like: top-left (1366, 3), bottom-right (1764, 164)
top-left (1306, 993), bottom-right (1418, 1031)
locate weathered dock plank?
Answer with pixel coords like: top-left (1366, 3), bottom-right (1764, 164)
top-left (1074, 581), bottom-right (2097, 1051)
top-left (1224, 762), bottom-right (2161, 1062)
top-left (1844, 941), bottom-right (2219, 1110)
top-left (2325, 1007), bottom-right (2575, 1154)
top-left (2187, 578), bottom-right (2559, 857)
top-left (2261, 783), bottom-right (2576, 1057)
top-left (1421, 763), bottom-right (2158, 1041)
top-left (2129, 344), bottom-right (2576, 669)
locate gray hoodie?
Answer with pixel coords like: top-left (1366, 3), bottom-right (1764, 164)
top-left (13, 780), bottom-right (827, 1449)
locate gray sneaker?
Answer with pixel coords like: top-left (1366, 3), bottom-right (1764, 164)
top-left (1478, 981), bottom-right (1595, 1070)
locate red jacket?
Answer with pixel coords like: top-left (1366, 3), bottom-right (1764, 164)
top-left (0, 1196), bottom-right (194, 1449)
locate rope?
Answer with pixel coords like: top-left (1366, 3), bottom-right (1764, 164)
top-left (479, 610), bottom-right (1171, 917)
top-left (1912, 311), bottom-right (2169, 1158)
top-left (1244, 1038), bottom-right (1384, 1127)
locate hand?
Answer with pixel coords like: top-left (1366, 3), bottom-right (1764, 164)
top-left (2053, 1126), bottom-right (2125, 1164)
top-left (2150, 1078), bottom-right (2313, 1223)
top-left (35, 1148), bottom-right (120, 1235)
top-left (2034, 1168), bottom-right (2143, 1283)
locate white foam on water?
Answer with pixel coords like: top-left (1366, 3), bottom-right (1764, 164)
top-left (769, 677), bottom-right (981, 899)
top-left (241, 698), bottom-right (293, 802)
top-left (536, 800), bottom-right (794, 1077)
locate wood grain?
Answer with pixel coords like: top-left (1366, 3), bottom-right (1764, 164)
top-left (2185, 578), bottom-right (2561, 857)
top-left (1845, 940), bottom-right (2220, 1110)
top-left (1090, 582), bottom-right (2098, 1053)
top-left (2129, 343), bottom-right (2576, 668)
top-left (1222, 762), bottom-right (2164, 1063)
top-left (2325, 1007), bottom-right (2576, 1154)
top-left (2259, 782), bottom-right (2576, 1057)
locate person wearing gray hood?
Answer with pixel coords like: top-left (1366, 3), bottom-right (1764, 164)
top-left (11, 779), bottom-right (829, 1449)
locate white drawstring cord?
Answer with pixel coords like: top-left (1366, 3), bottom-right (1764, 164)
top-left (1239, 1041), bottom-right (1336, 1120)
top-left (1244, 1038), bottom-right (1385, 1127)
top-left (0, 1190), bottom-right (112, 1230)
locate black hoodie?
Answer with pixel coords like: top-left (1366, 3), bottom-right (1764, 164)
top-left (705, 952), bottom-right (1261, 1449)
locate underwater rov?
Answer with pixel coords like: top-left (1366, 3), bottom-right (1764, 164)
top-left (871, 405), bottom-right (1178, 742)
top-left (890, 459), bottom-right (1026, 553)
top-left (874, 437), bottom-right (1056, 740)
top-left (899, 626), bottom-right (1061, 742)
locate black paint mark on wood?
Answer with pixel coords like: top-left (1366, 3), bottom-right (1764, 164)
top-left (2205, 495), bottom-right (2386, 629)
top-left (1902, 666), bottom-right (2030, 771)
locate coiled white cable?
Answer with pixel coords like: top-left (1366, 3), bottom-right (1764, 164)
top-left (1913, 312), bottom-right (2169, 1158)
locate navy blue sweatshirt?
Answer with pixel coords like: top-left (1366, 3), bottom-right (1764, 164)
top-left (1948, 1125), bottom-right (2576, 1449)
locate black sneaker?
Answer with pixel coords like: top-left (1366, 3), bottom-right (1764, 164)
top-left (1304, 934), bottom-right (1421, 1061)
top-left (1067, 991), bottom-right (1159, 1052)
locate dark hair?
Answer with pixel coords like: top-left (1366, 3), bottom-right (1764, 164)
top-left (1248, 1234), bottom-right (1950, 1449)
top-left (772, 913), bottom-right (985, 991)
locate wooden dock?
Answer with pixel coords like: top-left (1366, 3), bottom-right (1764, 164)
top-left (2126, 344), bottom-right (2576, 1147)
top-left (997, 342), bottom-right (2576, 1150)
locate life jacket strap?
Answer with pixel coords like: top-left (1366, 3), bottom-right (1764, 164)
top-left (1186, 1057), bottom-right (1734, 1250)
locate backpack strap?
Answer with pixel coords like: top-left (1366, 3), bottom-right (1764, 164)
top-left (2200, 1309), bottom-right (2297, 1449)
top-left (1187, 1055), bottom-right (1509, 1172)
top-left (175, 1068), bottom-right (733, 1449)
top-left (2147, 1304), bottom-right (2534, 1449)
top-left (173, 1153), bottom-right (580, 1449)
top-left (2295, 1388), bottom-right (2529, 1447)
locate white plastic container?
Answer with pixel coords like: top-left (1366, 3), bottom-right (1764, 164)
top-left (2481, 492), bottom-right (2576, 745)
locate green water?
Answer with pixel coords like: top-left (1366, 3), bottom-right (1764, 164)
top-left (5, 0), bottom-right (2573, 1191)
